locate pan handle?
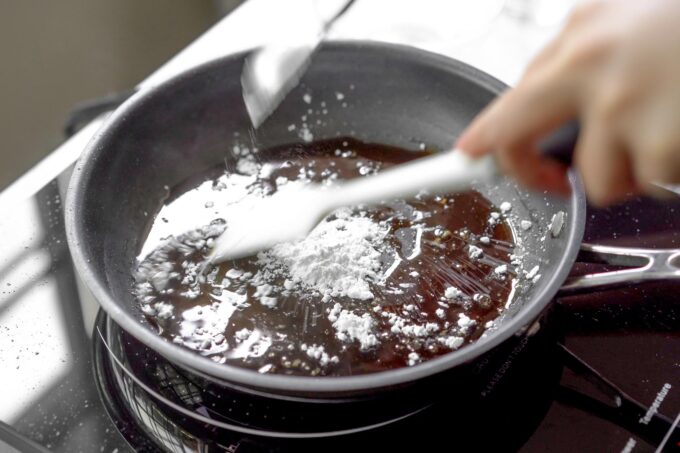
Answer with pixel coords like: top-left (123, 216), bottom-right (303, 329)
top-left (559, 243), bottom-right (680, 295)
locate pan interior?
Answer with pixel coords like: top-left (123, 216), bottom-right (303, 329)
top-left (70, 42), bottom-right (577, 389)
top-left (133, 137), bottom-right (526, 376)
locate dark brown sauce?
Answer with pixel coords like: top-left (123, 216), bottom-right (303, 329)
top-left (135, 138), bottom-right (516, 376)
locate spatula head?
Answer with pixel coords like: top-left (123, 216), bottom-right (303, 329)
top-left (242, 43), bottom-right (316, 129)
top-left (209, 185), bottom-right (328, 263)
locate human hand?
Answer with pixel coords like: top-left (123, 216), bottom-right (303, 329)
top-left (456, 0), bottom-right (680, 205)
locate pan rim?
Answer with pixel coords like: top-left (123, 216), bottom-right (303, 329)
top-left (65, 40), bottom-right (586, 395)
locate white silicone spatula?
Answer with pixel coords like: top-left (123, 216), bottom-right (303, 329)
top-left (208, 121), bottom-right (580, 263)
top-left (208, 151), bottom-right (497, 263)
top-left (242, 0), bottom-right (356, 128)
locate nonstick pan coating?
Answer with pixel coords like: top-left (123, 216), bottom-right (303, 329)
top-left (66, 42), bottom-right (584, 397)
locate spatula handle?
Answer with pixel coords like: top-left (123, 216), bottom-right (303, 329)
top-left (330, 151), bottom-right (497, 209)
top-left (329, 121), bottom-right (580, 211)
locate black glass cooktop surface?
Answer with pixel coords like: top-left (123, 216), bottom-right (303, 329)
top-left (1, 176), bottom-right (678, 453)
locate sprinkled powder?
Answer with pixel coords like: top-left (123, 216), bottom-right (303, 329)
top-left (331, 309), bottom-right (379, 350)
top-left (439, 336), bottom-right (464, 349)
top-left (257, 209), bottom-right (386, 300)
top-left (494, 264), bottom-right (508, 275)
top-left (457, 313), bottom-right (475, 329)
top-left (468, 245), bottom-right (483, 260)
top-left (444, 286), bottom-right (462, 300)
top-left (298, 124), bottom-right (314, 142)
top-left (526, 265), bottom-right (540, 280)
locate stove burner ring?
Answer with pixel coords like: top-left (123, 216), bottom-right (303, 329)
top-left (97, 325), bottom-right (431, 439)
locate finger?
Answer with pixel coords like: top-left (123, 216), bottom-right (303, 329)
top-left (630, 117), bottom-right (680, 186)
top-left (456, 27), bottom-right (568, 157)
top-left (575, 118), bottom-right (637, 206)
top-left (497, 142), bottom-right (571, 196)
top-left (456, 0), bottom-right (609, 158)
top-left (456, 64), bottom-right (579, 158)
top-left (532, 159), bottom-right (571, 196)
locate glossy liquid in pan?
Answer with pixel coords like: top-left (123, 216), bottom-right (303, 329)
top-left (138, 138), bottom-right (517, 376)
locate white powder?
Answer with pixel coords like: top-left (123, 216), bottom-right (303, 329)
top-left (386, 311), bottom-right (439, 338)
top-left (235, 328), bottom-right (251, 341)
top-left (258, 364), bottom-right (274, 373)
top-left (407, 352), bottom-right (420, 366)
top-left (468, 245), bottom-right (483, 260)
top-left (236, 156), bottom-right (260, 175)
top-left (520, 220), bottom-right (533, 231)
top-left (258, 209), bottom-right (385, 300)
top-left (488, 212), bottom-right (500, 226)
top-left (439, 336), bottom-right (464, 349)
top-left (526, 265), bottom-right (540, 280)
top-left (254, 284), bottom-right (273, 297)
top-left (260, 296), bottom-right (278, 308)
top-left (155, 302), bottom-right (174, 319)
top-left (332, 309), bottom-right (378, 350)
top-left (473, 293), bottom-right (491, 305)
top-left (298, 124), bottom-right (314, 143)
top-left (549, 211), bottom-right (566, 237)
top-left (500, 201), bottom-right (512, 213)
top-left (444, 286), bottom-right (462, 300)
top-left (403, 322), bottom-right (438, 337)
top-left (328, 303), bottom-right (342, 322)
top-left (226, 269), bottom-right (243, 279)
top-left (303, 343), bottom-right (339, 366)
top-left (457, 313), bottom-right (475, 329)
top-left (175, 302), bottom-right (243, 354)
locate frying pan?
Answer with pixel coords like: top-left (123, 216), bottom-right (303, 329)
top-left (65, 41), bottom-right (680, 400)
